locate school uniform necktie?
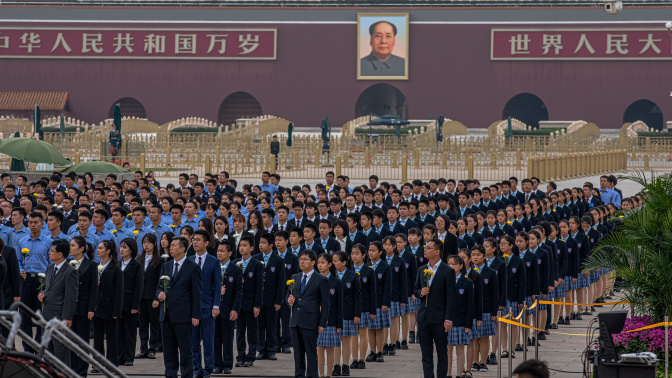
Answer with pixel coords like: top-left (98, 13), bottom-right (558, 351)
top-left (525, 194), bottom-right (530, 202)
top-left (301, 274), bottom-right (308, 294)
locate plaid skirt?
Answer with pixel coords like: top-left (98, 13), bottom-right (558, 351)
top-left (471, 313), bottom-right (497, 339)
top-left (404, 296), bottom-right (420, 313)
top-left (501, 299), bottom-right (522, 319)
top-left (577, 274), bottom-right (591, 288)
top-left (357, 312), bottom-right (370, 329)
top-left (389, 301), bottom-right (403, 317)
top-left (369, 308), bottom-right (391, 330)
top-left (563, 276), bottom-right (577, 292)
top-left (447, 326), bottom-right (471, 345)
top-left (551, 285), bottom-right (565, 299)
top-left (317, 326), bottom-right (341, 347)
top-left (342, 319), bottom-right (358, 337)
top-left (601, 267), bottom-right (612, 275)
top-left (525, 296), bottom-right (537, 315)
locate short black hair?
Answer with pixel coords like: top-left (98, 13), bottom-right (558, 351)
top-left (299, 249), bottom-right (317, 262)
top-left (512, 359), bottom-right (549, 378)
top-left (51, 239), bottom-right (70, 259)
top-left (369, 20), bottom-right (397, 36)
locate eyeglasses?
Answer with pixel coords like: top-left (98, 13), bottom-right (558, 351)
top-left (299, 258), bottom-right (311, 262)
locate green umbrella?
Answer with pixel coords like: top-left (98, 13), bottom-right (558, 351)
top-left (59, 114), bottom-right (65, 136)
top-left (61, 160), bottom-right (128, 174)
top-left (0, 137), bottom-right (71, 165)
top-left (287, 122), bottom-right (293, 147)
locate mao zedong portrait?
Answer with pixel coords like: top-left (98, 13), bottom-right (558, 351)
top-left (360, 21), bottom-right (406, 77)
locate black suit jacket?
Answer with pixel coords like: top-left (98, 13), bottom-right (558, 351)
top-left (253, 252), bottom-right (285, 307)
top-left (74, 258), bottom-right (98, 316)
top-left (505, 255), bottom-right (526, 303)
top-left (236, 257), bottom-right (264, 311)
top-left (316, 237), bottom-right (340, 255)
top-left (325, 274), bottom-right (343, 329)
top-left (281, 251), bottom-right (300, 303)
top-left (140, 255), bottom-right (166, 300)
top-left (221, 262), bottom-right (243, 315)
top-left (61, 211), bottom-right (78, 234)
top-left (120, 258), bottom-right (144, 312)
top-left (357, 265), bottom-right (377, 315)
top-left (414, 262), bottom-right (456, 324)
top-left (42, 261), bottom-right (78, 322)
top-left (288, 272), bottom-right (330, 329)
top-left (1, 246), bottom-right (19, 308)
top-left (441, 233), bottom-right (459, 264)
top-left (156, 257), bottom-right (202, 323)
top-left (453, 276), bottom-right (475, 328)
top-left (339, 269), bottom-right (361, 321)
top-left (95, 262), bottom-right (124, 320)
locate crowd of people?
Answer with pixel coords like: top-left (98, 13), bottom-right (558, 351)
top-left (0, 168), bottom-right (634, 378)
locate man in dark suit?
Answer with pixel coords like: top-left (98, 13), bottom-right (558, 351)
top-left (254, 233), bottom-right (285, 360)
top-left (235, 235), bottom-right (264, 367)
top-left (277, 231), bottom-right (299, 354)
top-left (154, 237), bottom-right (202, 378)
top-left (190, 231), bottom-right (222, 378)
top-left (0, 242), bottom-right (20, 328)
top-left (38, 239), bottom-right (78, 367)
top-left (213, 241), bottom-right (242, 375)
top-left (287, 250), bottom-right (330, 378)
top-left (414, 238), bottom-right (456, 378)
top-left (61, 197), bottom-right (78, 233)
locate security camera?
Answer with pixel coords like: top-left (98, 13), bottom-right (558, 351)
top-left (605, 0), bottom-right (622, 15)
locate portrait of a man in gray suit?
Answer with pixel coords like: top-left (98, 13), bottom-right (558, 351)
top-left (360, 20), bottom-right (407, 78)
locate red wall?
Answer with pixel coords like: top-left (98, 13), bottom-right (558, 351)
top-left (1, 21), bottom-right (670, 129)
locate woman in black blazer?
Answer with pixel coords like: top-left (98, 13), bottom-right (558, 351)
top-left (381, 236), bottom-right (406, 357)
top-left (92, 240), bottom-right (123, 370)
top-left (366, 241), bottom-right (391, 363)
top-left (514, 232), bottom-right (539, 352)
top-left (333, 251), bottom-right (361, 376)
top-left (470, 245), bottom-right (499, 372)
top-left (136, 233), bottom-right (165, 359)
top-left (69, 236), bottom-right (98, 377)
top-left (315, 253), bottom-right (343, 378)
top-left (396, 233), bottom-right (418, 348)
top-left (117, 238), bottom-right (144, 366)
top-left (460, 248), bottom-right (483, 374)
top-left (159, 232), bottom-right (175, 261)
top-left (498, 235), bottom-right (526, 359)
top-left (350, 244), bottom-right (376, 370)
top-left (333, 220), bottom-right (353, 257)
top-left (446, 255), bottom-right (473, 378)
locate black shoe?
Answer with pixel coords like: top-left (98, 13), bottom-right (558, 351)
top-left (376, 352), bottom-right (384, 362)
top-left (471, 363), bottom-right (480, 372)
top-left (605, 295), bottom-right (613, 299)
top-left (267, 353), bottom-right (277, 361)
top-left (388, 343), bottom-right (396, 356)
top-left (90, 368), bottom-right (100, 374)
top-left (550, 323), bottom-right (558, 329)
top-left (515, 344), bottom-right (523, 352)
top-left (401, 340), bottom-right (409, 350)
top-left (124, 361), bottom-right (133, 366)
top-left (135, 352), bottom-right (149, 359)
top-left (570, 313), bottom-right (576, 320)
top-left (382, 344), bottom-right (389, 355)
top-left (395, 340), bottom-right (401, 349)
top-left (487, 353), bottom-right (497, 365)
top-left (255, 352), bottom-right (267, 360)
top-left (538, 333), bottom-right (547, 341)
top-left (341, 364), bottom-right (350, 376)
top-left (591, 306), bottom-right (596, 312)
top-left (350, 360), bottom-right (359, 369)
top-left (409, 331), bottom-right (415, 343)
top-left (479, 363), bottom-right (488, 371)
top-left (243, 361), bottom-right (253, 367)
top-left (212, 368), bottom-right (222, 374)
top-left (564, 316), bottom-right (571, 325)
top-left (526, 337), bottom-right (533, 347)
top-left (357, 360), bottom-right (366, 369)
top-left (365, 352), bottom-right (376, 362)
top-left (282, 347), bottom-right (291, 354)
top-left (558, 317), bottom-right (565, 325)
top-left (576, 313), bottom-right (583, 320)
top-left (235, 361), bottom-right (244, 367)
top-left (332, 364), bottom-right (342, 376)
top-left (222, 368), bottom-right (232, 374)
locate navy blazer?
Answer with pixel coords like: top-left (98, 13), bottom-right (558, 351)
top-left (156, 257), bottom-right (202, 323)
top-left (464, 269), bottom-right (483, 320)
top-left (520, 250), bottom-right (540, 297)
top-left (385, 254), bottom-right (408, 305)
top-left (300, 241), bottom-right (325, 256)
top-left (325, 274), bottom-right (343, 329)
top-left (400, 249), bottom-right (417, 299)
top-left (220, 261), bottom-right (243, 315)
top-left (561, 235), bottom-right (580, 279)
top-left (189, 253), bottom-right (222, 316)
top-left (362, 229), bottom-right (382, 245)
top-left (235, 257), bottom-right (264, 311)
top-left (477, 266), bottom-right (499, 316)
top-left (572, 232), bottom-right (591, 270)
top-left (355, 265), bottom-right (377, 315)
top-left (414, 262), bottom-right (456, 324)
top-left (552, 238), bottom-right (568, 280)
top-left (410, 244), bottom-right (426, 266)
top-left (453, 276), bottom-right (475, 328)
top-left (280, 250), bottom-right (300, 303)
top-left (414, 213), bottom-right (435, 229)
top-left (380, 222), bottom-right (405, 238)
top-left (339, 269), bottom-right (362, 321)
top-left (120, 258), bottom-right (144, 313)
top-left (487, 257), bottom-right (506, 308)
top-left (348, 231), bottom-right (368, 248)
top-left (316, 237), bottom-right (341, 255)
top-left (288, 272), bottom-right (330, 329)
top-left (504, 255), bottom-right (526, 303)
top-left (253, 251), bottom-right (285, 307)
top-left (532, 247), bottom-right (551, 295)
top-left (372, 260), bottom-right (392, 309)
top-left (74, 257), bottom-right (98, 316)
top-left (398, 218), bottom-right (419, 234)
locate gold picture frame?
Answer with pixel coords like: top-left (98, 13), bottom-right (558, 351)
top-left (357, 13), bottom-right (409, 80)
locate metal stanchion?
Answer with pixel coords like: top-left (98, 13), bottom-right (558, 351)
top-left (508, 307), bottom-right (513, 378)
top-left (666, 315), bottom-right (669, 378)
top-left (522, 303), bottom-right (528, 361)
top-left (535, 301), bottom-right (540, 360)
top-left (497, 310), bottom-right (502, 378)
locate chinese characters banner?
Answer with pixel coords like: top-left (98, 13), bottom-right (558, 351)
top-left (0, 27), bottom-right (277, 60)
top-left (491, 28), bottom-right (672, 60)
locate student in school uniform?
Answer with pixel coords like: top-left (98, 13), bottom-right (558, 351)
top-left (333, 220), bottom-right (354, 257)
top-left (548, 222), bottom-right (570, 329)
top-left (498, 236), bottom-right (526, 359)
top-left (446, 255), bottom-right (474, 378)
top-left (234, 235), bottom-right (264, 368)
top-left (381, 207), bottom-right (405, 238)
top-left (482, 238), bottom-right (504, 366)
top-left (456, 218), bottom-right (476, 250)
top-left (366, 241), bottom-right (392, 363)
top-left (302, 224), bottom-right (326, 256)
top-left (346, 214), bottom-right (368, 247)
top-left (316, 253), bottom-right (344, 378)
top-left (458, 248), bottom-right (483, 375)
top-left (317, 220), bottom-right (341, 255)
top-left (514, 232), bottom-right (539, 353)
top-left (333, 251), bottom-right (361, 377)
top-left (213, 241), bottom-right (242, 375)
top-left (396, 233), bottom-right (418, 349)
top-left (278, 230), bottom-right (300, 354)
top-left (253, 233), bottom-right (285, 361)
top-left (349, 244), bottom-right (376, 370)
top-left (381, 236), bottom-right (407, 357)
top-left (407, 229), bottom-right (424, 282)
top-left (581, 215), bottom-right (601, 315)
top-left (469, 245), bottom-right (498, 372)
top-left (359, 212), bottom-right (382, 245)
top-left (526, 231), bottom-right (549, 347)
top-left (568, 216), bottom-right (590, 320)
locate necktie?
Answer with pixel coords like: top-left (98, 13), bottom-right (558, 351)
top-left (525, 194), bottom-right (530, 202)
top-left (296, 220), bottom-right (300, 228)
top-left (173, 262), bottom-right (179, 278)
top-left (51, 266), bottom-right (58, 282)
top-left (198, 256), bottom-right (202, 269)
top-left (280, 225), bottom-right (284, 231)
top-left (300, 274), bottom-right (307, 294)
